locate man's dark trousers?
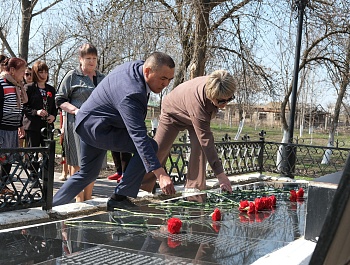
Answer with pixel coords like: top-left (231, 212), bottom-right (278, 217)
top-left (53, 137), bottom-right (158, 206)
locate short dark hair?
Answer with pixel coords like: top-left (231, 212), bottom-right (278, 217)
top-left (0, 54), bottom-right (8, 64)
top-left (144, 52), bottom-right (175, 70)
top-left (0, 54), bottom-right (8, 71)
top-left (79, 43), bottom-right (98, 58)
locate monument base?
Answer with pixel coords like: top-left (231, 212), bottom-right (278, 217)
top-left (304, 171), bottom-right (342, 241)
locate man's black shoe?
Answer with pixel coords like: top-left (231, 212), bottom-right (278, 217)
top-left (107, 196), bottom-right (136, 211)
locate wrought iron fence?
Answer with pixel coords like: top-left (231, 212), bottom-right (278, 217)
top-left (0, 141), bottom-right (55, 212)
top-left (164, 132), bottom-right (350, 184)
top-left (262, 141), bottom-right (350, 178)
top-left (1, 131), bottom-right (349, 212)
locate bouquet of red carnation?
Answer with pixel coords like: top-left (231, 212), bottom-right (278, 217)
top-left (211, 208), bottom-right (221, 221)
top-left (239, 195), bottom-right (276, 213)
top-left (167, 217), bottom-right (182, 234)
top-left (290, 188), bottom-right (304, 202)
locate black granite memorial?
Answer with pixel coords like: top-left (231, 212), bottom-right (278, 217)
top-left (0, 182), bottom-right (308, 264)
top-left (304, 171), bottom-right (342, 241)
top-left (309, 155), bottom-right (350, 265)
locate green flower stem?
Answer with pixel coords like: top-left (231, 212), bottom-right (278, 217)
top-left (113, 208), bottom-right (166, 218)
top-left (112, 207), bottom-right (210, 220)
top-left (205, 191), bottom-right (238, 204)
top-left (65, 220), bottom-right (162, 230)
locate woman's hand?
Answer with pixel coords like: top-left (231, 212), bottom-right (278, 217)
top-left (37, 109), bottom-right (48, 117)
top-left (18, 127), bottom-right (25, 138)
top-left (216, 172), bottom-right (232, 193)
top-left (47, 115), bottom-right (55, 123)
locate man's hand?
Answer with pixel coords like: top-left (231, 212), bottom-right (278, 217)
top-left (153, 167), bottom-right (176, 195)
top-left (217, 172), bottom-right (232, 193)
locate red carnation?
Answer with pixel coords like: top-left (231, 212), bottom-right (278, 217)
top-left (167, 217), bottom-right (182, 234)
top-left (211, 208), bottom-right (221, 221)
top-left (290, 190), bottom-right (297, 202)
top-left (296, 188), bottom-right (304, 198)
top-left (247, 202), bottom-right (255, 214)
top-left (264, 196), bottom-right (273, 209)
top-left (47, 92), bottom-right (52, 97)
top-left (239, 200), bottom-right (249, 211)
top-left (0, 156), bottom-right (6, 163)
top-left (269, 195), bottom-right (277, 206)
top-left (254, 198), bottom-right (263, 212)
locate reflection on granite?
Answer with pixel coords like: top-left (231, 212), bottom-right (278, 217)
top-left (1, 182), bottom-right (307, 265)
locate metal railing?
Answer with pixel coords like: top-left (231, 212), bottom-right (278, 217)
top-left (0, 141), bottom-right (55, 212)
top-left (262, 141), bottom-right (349, 178)
top-left (1, 131), bottom-right (349, 212)
top-left (164, 132), bottom-right (350, 184)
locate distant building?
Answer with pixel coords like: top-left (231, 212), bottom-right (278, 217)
top-left (223, 102), bottom-right (334, 130)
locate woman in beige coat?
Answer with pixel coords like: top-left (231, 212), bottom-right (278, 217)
top-left (142, 70), bottom-right (235, 193)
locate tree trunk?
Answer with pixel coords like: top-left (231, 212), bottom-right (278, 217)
top-left (190, 1), bottom-right (210, 78)
top-left (321, 36), bottom-right (350, 164)
top-left (19, 0), bottom-right (33, 61)
top-left (173, 46), bottom-right (192, 88)
top-left (276, 129), bottom-right (289, 171)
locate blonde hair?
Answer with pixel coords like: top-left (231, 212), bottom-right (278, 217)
top-left (205, 70), bottom-right (236, 100)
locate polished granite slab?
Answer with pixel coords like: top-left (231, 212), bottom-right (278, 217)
top-left (0, 182), bottom-right (308, 265)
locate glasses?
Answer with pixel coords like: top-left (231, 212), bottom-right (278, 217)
top-left (217, 95), bottom-right (235, 105)
top-left (25, 73), bottom-right (31, 76)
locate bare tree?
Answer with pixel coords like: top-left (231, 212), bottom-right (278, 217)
top-left (321, 34), bottom-right (350, 163)
top-left (276, 1), bottom-right (350, 142)
top-left (156, 0), bottom-right (260, 87)
top-left (20, 0), bottom-right (64, 61)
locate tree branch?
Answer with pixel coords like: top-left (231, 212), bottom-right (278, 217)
top-left (0, 28), bottom-right (16, 57)
top-left (32, 0), bottom-right (63, 17)
top-left (210, 0), bottom-right (252, 32)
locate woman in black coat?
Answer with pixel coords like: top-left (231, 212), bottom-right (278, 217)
top-left (23, 60), bottom-right (57, 147)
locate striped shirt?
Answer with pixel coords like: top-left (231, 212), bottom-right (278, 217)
top-left (0, 78), bottom-right (23, 130)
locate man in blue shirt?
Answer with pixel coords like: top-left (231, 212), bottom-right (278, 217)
top-left (53, 52), bottom-right (176, 209)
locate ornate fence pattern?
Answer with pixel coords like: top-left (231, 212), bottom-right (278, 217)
top-left (0, 141), bottom-right (55, 212)
top-left (164, 134), bottom-right (350, 184)
top-left (262, 141), bottom-right (350, 178)
top-left (1, 133), bottom-right (349, 212)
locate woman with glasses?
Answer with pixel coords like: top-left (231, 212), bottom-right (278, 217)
top-left (19, 66), bottom-right (33, 147)
top-left (141, 70), bottom-right (235, 194)
top-left (23, 67), bottom-right (33, 84)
